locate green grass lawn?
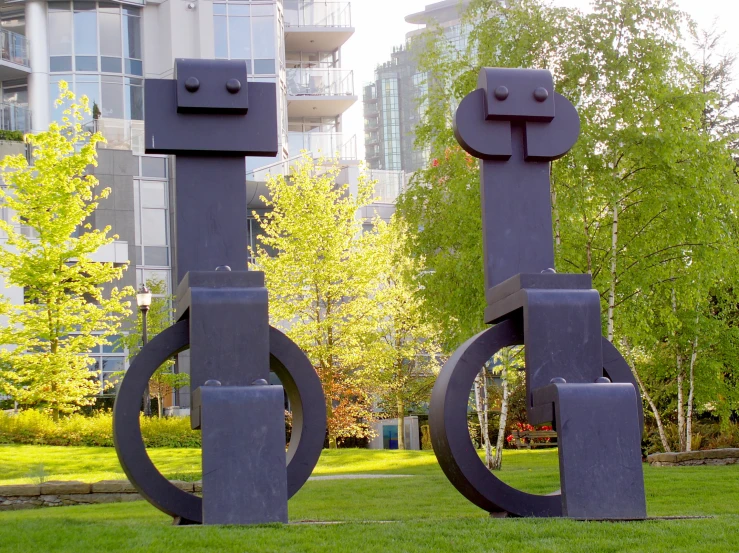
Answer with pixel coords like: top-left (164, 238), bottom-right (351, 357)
top-left (1, 445), bottom-right (738, 553)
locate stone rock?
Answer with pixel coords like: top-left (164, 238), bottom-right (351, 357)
top-left (193, 481), bottom-right (202, 493)
top-left (41, 481), bottom-right (91, 495)
top-left (170, 480), bottom-right (194, 492)
top-left (0, 485), bottom-right (40, 497)
top-left (92, 480), bottom-right (137, 493)
top-left (647, 448), bottom-right (739, 466)
top-left (59, 492), bottom-right (143, 504)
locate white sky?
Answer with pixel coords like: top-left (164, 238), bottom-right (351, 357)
top-left (341, 0), bottom-right (739, 163)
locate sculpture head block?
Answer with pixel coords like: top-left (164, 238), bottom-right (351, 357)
top-left (145, 59), bottom-right (278, 157)
top-left (454, 68), bottom-right (581, 162)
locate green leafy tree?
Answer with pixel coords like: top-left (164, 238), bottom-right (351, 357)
top-left (117, 277), bottom-right (188, 418)
top-left (0, 83), bottom-right (134, 419)
top-left (399, 0), bottom-right (739, 452)
top-left (363, 216), bottom-right (442, 450)
top-left (252, 154), bottom-right (382, 448)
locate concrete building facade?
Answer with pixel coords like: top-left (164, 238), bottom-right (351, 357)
top-left (0, 0), bottom-right (403, 407)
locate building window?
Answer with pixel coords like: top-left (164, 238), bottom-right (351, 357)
top-left (47, 1), bottom-right (143, 122)
top-left (133, 156), bottom-right (171, 295)
top-left (88, 335), bottom-right (126, 396)
top-left (214, 2), bottom-right (277, 76)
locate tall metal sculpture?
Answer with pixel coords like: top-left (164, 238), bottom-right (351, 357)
top-left (429, 68), bottom-right (647, 520)
top-left (113, 59), bottom-right (327, 526)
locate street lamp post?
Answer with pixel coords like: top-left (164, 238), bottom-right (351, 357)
top-left (136, 284), bottom-right (152, 416)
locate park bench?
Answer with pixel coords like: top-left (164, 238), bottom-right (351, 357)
top-left (512, 430), bottom-right (557, 449)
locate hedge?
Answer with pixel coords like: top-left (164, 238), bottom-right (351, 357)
top-left (0, 410), bottom-right (201, 448)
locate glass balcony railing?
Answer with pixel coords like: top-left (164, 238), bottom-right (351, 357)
top-left (246, 155), bottom-right (303, 182)
top-left (369, 170), bottom-right (407, 204)
top-left (284, 1), bottom-right (352, 28)
top-left (0, 29), bottom-right (29, 68)
top-left (288, 131), bottom-right (356, 160)
top-left (84, 118), bottom-right (145, 155)
top-left (286, 68), bottom-right (354, 97)
top-left (0, 103), bottom-right (31, 133)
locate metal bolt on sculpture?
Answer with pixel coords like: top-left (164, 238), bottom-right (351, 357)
top-left (112, 59), bottom-right (327, 526)
top-left (429, 68), bottom-right (648, 520)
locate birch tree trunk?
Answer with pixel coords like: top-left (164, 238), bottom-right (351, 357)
top-left (474, 372), bottom-right (493, 469)
top-left (551, 178), bottom-right (561, 249)
top-left (607, 203), bottom-right (619, 342)
top-left (624, 339), bottom-right (671, 452)
top-left (672, 288), bottom-right (686, 452)
top-left (493, 359), bottom-right (510, 471)
top-left (482, 371), bottom-right (492, 469)
top-left (686, 334), bottom-right (698, 452)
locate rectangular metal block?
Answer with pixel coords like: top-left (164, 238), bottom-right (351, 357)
top-left (173, 156), bottom-right (249, 281)
top-left (185, 273), bottom-right (270, 407)
top-left (144, 80), bottom-right (277, 156)
top-left (175, 59), bottom-right (248, 114)
top-left (523, 288), bottom-right (602, 424)
top-left (479, 129), bottom-right (554, 292)
top-left (478, 68), bottom-right (555, 122)
top-left (197, 385), bottom-right (288, 525)
top-left (176, 271), bottom-right (265, 319)
top-left (485, 272), bottom-right (593, 308)
top-left (533, 382), bottom-right (647, 520)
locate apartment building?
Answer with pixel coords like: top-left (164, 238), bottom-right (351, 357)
top-left (364, 0), bottom-right (470, 174)
top-left (0, 0), bottom-right (402, 407)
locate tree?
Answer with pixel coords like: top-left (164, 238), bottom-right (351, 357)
top-left (363, 216), bottom-right (442, 449)
top-left (117, 277), bottom-right (188, 417)
top-left (491, 346), bottom-right (524, 470)
top-left (252, 154), bottom-right (382, 448)
top-left (0, 83), bottom-right (134, 419)
top-left (398, 0), bottom-right (739, 453)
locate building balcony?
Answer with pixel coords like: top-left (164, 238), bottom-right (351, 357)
top-left (0, 29), bottom-right (30, 81)
top-left (284, 1), bottom-right (354, 51)
top-left (0, 103), bottom-right (31, 133)
top-left (85, 118), bottom-right (145, 155)
top-left (369, 169), bottom-right (407, 204)
top-left (286, 68), bottom-right (357, 117)
top-left (288, 131), bottom-right (356, 160)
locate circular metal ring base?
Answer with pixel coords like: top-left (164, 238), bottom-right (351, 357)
top-left (113, 320), bottom-right (326, 524)
top-left (429, 319), bottom-right (644, 517)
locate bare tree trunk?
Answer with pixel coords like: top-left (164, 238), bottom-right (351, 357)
top-left (584, 213), bottom-right (593, 275)
top-left (607, 203), bottom-right (619, 342)
top-left (624, 339), bottom-right (671, 452)
top-left (481, 371), bottom-right (492, 469)
top-left (551, 179), bottom-right (561, 249)
top-left (157, 393), bottom-right (163, 418)
top-left (474, 371), bottom-right (492, 468)
top-left (672, 288), bottom-right (686, 452)
top-left (686, 333), bottom-right (698, 452)
top-left (326, 398), bottom-right (337, 449)
top-left (493, 358), bottom-right (510, 471)
top-left (397, 397), bottom-right (405, 450)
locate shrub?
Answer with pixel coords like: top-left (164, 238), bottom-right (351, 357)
top-left (0, 410), bottom-right (201, 448)
top-left (0, 130), bottom-right (24, 142)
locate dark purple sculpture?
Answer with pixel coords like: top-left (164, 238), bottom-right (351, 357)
top-left (112, 59), bottom-right (327, 526)
top-left (429, 68), bottom-right (647, 520)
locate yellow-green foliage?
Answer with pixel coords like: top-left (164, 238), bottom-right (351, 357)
top-left (0, 410), bottom-right (200, 448)
top-left (0, 83), bottom-right (134, 417)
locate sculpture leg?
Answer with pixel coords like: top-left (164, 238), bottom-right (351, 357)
top-left (532, 382), bottom-right (647, 520)
top-left (113, 322), bottom-right (326, 524)
top-left (430, 319), bottom-right (645, 518)
top-left (196, 385), bottom-right (288, 525)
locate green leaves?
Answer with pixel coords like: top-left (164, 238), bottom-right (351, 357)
top-left (0, 83), bottom-right (134, 416)
top-left (399, 0), bottom-right (739, 448)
